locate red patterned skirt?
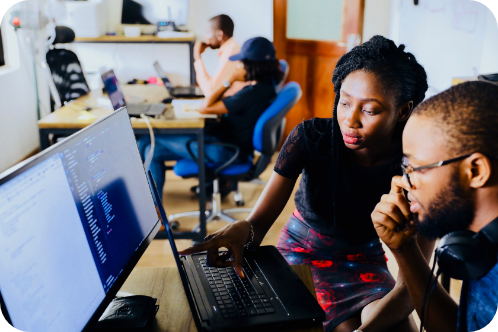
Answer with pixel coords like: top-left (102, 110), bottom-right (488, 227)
top-left (276, 210), bottom-right (395, 332)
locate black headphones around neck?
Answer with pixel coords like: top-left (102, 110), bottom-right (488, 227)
top-left (436, 216), bottom-right (498, 281)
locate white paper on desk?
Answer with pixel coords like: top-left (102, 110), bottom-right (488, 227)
top-left (171, 99), bottom-right (217, 119)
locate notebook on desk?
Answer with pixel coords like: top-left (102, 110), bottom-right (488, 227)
top-left (171, 99), bottom-right (217, 119)
top-left (146, 171), bottom-right (325, 331)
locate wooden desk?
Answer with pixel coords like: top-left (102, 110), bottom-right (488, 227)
top-left (74, 35), bottom-right (196, 85)
top-left (38, 85), bottom-right (208, 242)
top-left (119, 265), bottom-right (324, 332)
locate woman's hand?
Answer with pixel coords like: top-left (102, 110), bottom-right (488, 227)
top-left (371, 176), bottom-right (417, 250)
top-left (178, 220), bottom-right (253, 278)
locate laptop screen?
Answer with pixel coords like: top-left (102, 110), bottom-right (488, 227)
top-left (153, 61), bottom-right (174, 91)
top-left (0, 109), bottom-right (159, 332)
top-left (101, 70), bottom-right (126, 110)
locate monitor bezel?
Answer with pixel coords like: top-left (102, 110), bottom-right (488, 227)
top-left (0, 107), bottom-right (161, 331)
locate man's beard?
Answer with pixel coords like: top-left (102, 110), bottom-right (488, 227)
top-left (414, 173), bottom-right (475, 240)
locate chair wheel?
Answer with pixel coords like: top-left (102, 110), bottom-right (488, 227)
top-left (170, 221), bottom-right (180, 231)
top-left (236, 200), bottom-right (245, 207)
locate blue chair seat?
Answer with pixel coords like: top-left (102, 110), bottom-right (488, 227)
top-left (174, 158), bottom-right (253, 178)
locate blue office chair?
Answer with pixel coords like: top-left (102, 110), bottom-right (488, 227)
top-left (169, 82), bottom-right (302, 229)
top-left (275, 59), bottom-right (289, 93)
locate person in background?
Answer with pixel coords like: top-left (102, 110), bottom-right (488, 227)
top-left (194, 14), bottom-right (248, 98)
top-left (139, 37), bottom-right (283, 200)
top-left (180, 36), bottom-right (432, 332)
top-left (372, 81), bottom-right (498, 332)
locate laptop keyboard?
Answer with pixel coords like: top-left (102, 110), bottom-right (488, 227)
top-left (198, 256), bottom-right (276, 319)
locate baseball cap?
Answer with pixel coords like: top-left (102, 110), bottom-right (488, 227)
top-left (229, 37), bottom-right (276, 61)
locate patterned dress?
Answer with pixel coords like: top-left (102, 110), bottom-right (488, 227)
top-left (274, 118), bottom-right (402, 331)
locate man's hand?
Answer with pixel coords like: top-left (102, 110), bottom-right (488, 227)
top-left (194, 41), bottom-right (209, 61)
top-left (178, 220), bottom-right (253, 278)
top-left (372, 176), bottom-right (417, 250)
top-left (229, 62), bottom-right (247, 83)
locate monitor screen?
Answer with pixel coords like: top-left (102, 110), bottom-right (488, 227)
top-left (0, 109), bottom-right (159, 332)
top-left (121, 0), bottom-right (189, 26)
top-left (101, 70), bottom-right (126, 111)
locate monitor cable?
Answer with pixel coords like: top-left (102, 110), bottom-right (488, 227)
top-left (419, 250), bottom-right (442, 332)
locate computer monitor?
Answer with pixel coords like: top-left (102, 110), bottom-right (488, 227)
top-left (121, 0), bottom-right (189, 26)
top-left (0, 108), bottom-right (161, 332)
top-left (101, 70), bottom-right (126, 111)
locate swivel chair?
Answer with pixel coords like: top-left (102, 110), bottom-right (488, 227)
top-left (275, 59), bottom-right (289, 93)
top-left (45, 26), bottom-right (90, 108)
top-left (169, 82), bottom-right (302, 231)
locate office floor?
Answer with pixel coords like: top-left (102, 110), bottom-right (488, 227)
top-left (136, 154), bottom-right (462, 307)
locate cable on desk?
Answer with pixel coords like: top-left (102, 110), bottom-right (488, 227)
top-left (141, 114), bottom-right (155, 172)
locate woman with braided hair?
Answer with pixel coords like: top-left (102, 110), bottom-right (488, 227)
top-left (181, 35), bottom-right (433, 331)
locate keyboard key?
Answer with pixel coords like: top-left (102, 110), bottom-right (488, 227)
top-left (254, 303), bottom-right (263, 308)
top-left (218, 300), bottom-right (224, 305)
top-left (219, 305), bottom-right (225, 309)
top-left (248, 291), bottom-right (256, 295)
top-left (218, 286), bottom-right (226, 291)
top-left (224, 300), bottom-right (232, 304)
top-left (259, 294), bottom-right (267, 299)
top-left (263, 303), bottom-right (272, 307)
top-left (253, 299), bottom-right (261, 304)
top-left (265, 307), bottom-right (276, 314)
top-left (256, 309), bottom-right (266, 315)
top-left (221, 295), bottom-right (230, 300)
top-left (249, 295), bottom-right (258, 300)
top-left (225, 303), bottom-right (234, 308)
top-left (215, 297), bottom-right (221, 301)
top-left (248, 308), bottom-right (258, 316)
top-left (227, 308), bottom-right (237, 313)
top-left (213, 292), bottom-right (219, 297)
top-left (220, 291), bottom-right (228, 296)
top-left (260, 299), bottom-right (269, 303)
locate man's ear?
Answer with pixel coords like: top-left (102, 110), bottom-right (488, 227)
top-left (465, 153), bottom-right (492, 189)
top-left (397, 101), bottom-right (414, 122)
top-left (216, 29), bottom-right (224, 41)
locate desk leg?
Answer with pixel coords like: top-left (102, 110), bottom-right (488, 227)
top-left (39, 129), bottom-right (50, 151)
top-left (197, 129), bottom-right (206, 242)
top-left (190, 41), bottom-right (196, 86)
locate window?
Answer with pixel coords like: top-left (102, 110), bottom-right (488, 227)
top-left (0, 28), bottom-right (5, 67)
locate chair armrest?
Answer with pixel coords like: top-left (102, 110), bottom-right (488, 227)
top-left (186, 139), bottom-right (241, 175)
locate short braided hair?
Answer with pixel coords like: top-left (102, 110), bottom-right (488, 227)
top-left (412, 81), bottom-right (498, 157)
top-left (329, 35), bottom-right (428, 234)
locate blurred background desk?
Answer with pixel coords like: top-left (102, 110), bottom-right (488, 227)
top-left (37, 85), bottom-right (208, 242)
top-left (119, 265), bottom-right (324, 332)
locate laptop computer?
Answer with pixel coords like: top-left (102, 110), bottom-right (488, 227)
top-left (154, 61), bottom-right (204, 98)
top-left (101, 69), bottom-right (166, 117)
top-left (0, 108), bottom-right (162, 332)
top-left (146, 171), bottom-right (325, 331)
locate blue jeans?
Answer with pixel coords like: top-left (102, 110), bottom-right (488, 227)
top-left (137, 134), bottom-right (235, 199)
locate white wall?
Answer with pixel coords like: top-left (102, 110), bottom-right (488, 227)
top-left (363, 0), bottom-right (392, 42)
top-left (0, 6), bottom-right (40, 173)
top-left (388, 0), bottom-right (498, 94)
top-left (69, 0), bottom-right (273, 86)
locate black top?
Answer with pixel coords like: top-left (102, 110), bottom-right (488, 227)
top-left (274, 118), bottom-right (403, 243)
top-left (215, 81), bottom-right (276, 155)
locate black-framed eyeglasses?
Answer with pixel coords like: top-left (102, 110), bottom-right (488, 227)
top-left (401, 154), bottom-right (473, 188)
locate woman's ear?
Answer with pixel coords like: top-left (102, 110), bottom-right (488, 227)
top-left (397, 101), bottom-right (414, 122)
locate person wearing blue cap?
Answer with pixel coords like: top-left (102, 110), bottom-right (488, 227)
top-left (139, 37), bottom-right (283, 199)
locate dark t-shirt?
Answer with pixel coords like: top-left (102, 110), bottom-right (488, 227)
top-left (214, 80), bottom-right (276, 155)
top-left (457, 255), bottom-right (498, 332)
top-left (274, 118), bottom-right (402, 242)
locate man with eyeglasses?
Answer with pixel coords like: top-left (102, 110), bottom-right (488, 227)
top-left (371, 81), bottom-right (498, 332)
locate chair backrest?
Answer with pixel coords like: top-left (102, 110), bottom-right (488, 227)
top-left (253, 81), bottom-right (301, 155)
top-left (275, 59), bottom-right (289, 93)
top-left (46, 49), bottom-right (90, 105)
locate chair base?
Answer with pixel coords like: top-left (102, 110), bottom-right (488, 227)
top-left (169, 179), bottom-right (253, 234)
